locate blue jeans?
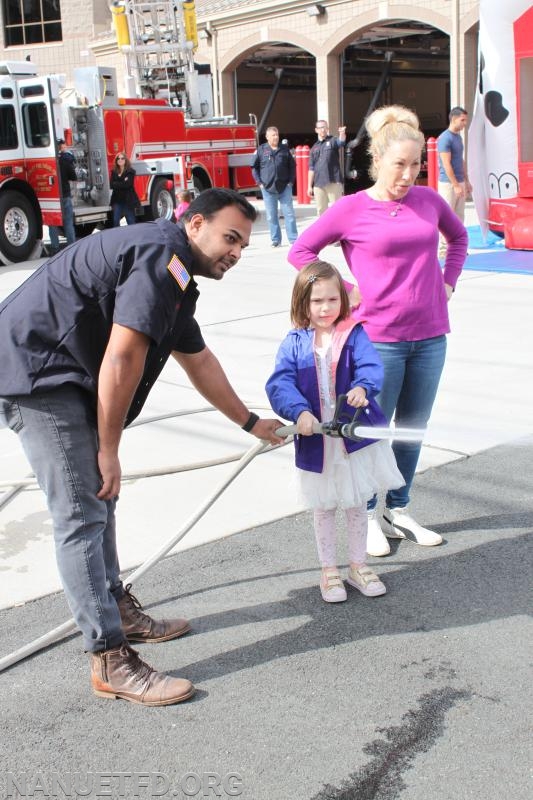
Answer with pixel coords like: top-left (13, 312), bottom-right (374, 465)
top-left (261, 184), bottom-right (298, 244)
top-left (49, 196), bottom-right (76, 250)
top-left (112, 203), bottom-right (137, 227)
top-left (367, 335), bottom-right (447, 510)
top-left (0, 386), bottom-right (125, 652)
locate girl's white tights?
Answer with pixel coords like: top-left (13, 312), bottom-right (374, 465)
top-left (313, 506), bottom-right (367, 567)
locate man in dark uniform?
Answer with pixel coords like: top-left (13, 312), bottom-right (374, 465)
top-left (0, 189), bottom-right (283, 706)
top-left (307, 120), bottom-right (347, 215)
top-left (251, 126), bottom-right (298, 247)
top-left (48, 139), bottom-right (77, 253)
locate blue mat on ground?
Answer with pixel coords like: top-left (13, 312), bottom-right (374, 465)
top-left (466, 225), bottom-right (504, 250)
top-left (463, 225), bottom-right (533, 274)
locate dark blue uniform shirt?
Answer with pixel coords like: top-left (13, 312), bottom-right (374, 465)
top-left (251, 143), bottom-right (296, 194)
top-left (58, 151), bottom-right (77, 197)
top-left (309, 136), bottom-right (345, 187)
top-left (0, 219), bottom-right (204, 425)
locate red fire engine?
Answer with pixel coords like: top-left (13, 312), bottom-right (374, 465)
top-left (0, 1), bottom-right (258, 264)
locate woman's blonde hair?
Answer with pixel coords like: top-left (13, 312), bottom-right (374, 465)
top-left (365, 105), bottom-right (425, 180)
top-left (290, 261), bottom-right (351, 329)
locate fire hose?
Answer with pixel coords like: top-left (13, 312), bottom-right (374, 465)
top-left (0, 437), bottom-right (273, 672)
top-left (0, 398), bottom-right (424, 672)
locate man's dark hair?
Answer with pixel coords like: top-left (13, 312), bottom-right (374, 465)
top-left (180, 188), bottom-right (257, 223)
top-left (449, 106), bottom-right (468, 121)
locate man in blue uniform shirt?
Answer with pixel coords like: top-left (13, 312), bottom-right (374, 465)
top-left (0, 189), bottom-right (283, 706)
top-left (251, 126), bottom-right (298, 247)
top-left (307, 120), bottom-right (346, 215)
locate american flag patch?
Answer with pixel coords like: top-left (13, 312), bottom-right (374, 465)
top-left (167, 254), bottom-right (191, 291)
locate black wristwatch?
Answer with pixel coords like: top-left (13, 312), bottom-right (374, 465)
top-left (241, 412), bottom-right (259, 432)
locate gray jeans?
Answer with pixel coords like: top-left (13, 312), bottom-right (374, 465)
top-left (0, 386), bottom-right (125, 652)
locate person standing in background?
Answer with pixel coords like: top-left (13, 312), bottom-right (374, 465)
top-left (437, 107), bottom-right (472, 258)
top-left (251, 126), bottom-right (298, 247)
top-left (307, 120), bottom-right (347, 215)
top-left (110, 152), bottom-right (139, 227)
top-left (48, 139), bottom-right (77, 254)
top-left (175, 189), bottom-right (192, 221)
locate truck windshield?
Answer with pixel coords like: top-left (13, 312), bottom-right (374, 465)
top-left (0, 106), bottom-right (18, 149)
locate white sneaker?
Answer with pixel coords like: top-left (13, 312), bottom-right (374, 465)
top-left (382, 507), bottom-right (442, 546)
top-left (366, 509), bottom-right (390, 557)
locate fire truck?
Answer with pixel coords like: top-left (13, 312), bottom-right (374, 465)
top-left (0, 0), bottom-right (258, 264)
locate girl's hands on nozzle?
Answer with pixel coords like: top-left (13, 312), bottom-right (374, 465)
top-left (296, 410), bottom-right (319, 436)
top-left (346, 387), bottom-right (368, 408)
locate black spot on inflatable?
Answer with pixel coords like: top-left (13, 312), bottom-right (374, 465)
top-left (485, 91), bottom-right (509, 127)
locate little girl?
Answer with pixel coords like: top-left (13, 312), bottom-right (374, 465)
top-left (266, 261), bottom-right (404, 603)
top-left (174, 189), bottom-right (192, 221)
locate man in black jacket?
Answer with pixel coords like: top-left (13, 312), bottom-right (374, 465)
top-left (48, 139), bottom-right (77, 253)
top-left (251, 126), bottom-right (298, 247)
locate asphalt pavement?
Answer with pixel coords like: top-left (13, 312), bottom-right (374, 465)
top-left (0, 200), bottom-right (532, 800)
top-left (1, 440), bottom-right (532, 800)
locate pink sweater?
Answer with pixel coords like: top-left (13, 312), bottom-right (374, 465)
top-left (288, 186), bottom-right (468, 342)
top-left (174, 201), bottom-right (190, 220)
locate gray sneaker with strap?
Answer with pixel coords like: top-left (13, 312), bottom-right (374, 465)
top-left (346, 566), bottom-right (387, 597)
top-left (320, 569), bottom-right (347, 603)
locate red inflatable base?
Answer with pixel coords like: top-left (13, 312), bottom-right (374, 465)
top-left (489, 196), bottom-right (533, 250)
top-left (505, 215), bottom-right (533, 250)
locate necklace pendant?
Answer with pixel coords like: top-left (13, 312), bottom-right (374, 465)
top-left (390, 209), bottom-right (397, 217)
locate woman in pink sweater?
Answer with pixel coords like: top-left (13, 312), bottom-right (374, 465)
top-left (289, 105), bottom-right (468, 558)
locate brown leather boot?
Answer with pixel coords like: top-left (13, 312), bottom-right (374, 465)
top-left (117, 584), bottom-right (190, 643)
top-left (90, 642), bottom-right (195, 705)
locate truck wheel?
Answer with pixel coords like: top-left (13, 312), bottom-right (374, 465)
top-left (0, 191), bottom-right (40, 264)
top-left (193, 174), bottom-right (210, 196)
top-left (150, 178), bottom-right (175, 220)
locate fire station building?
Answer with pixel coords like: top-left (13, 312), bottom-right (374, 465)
top-left (2, 0), bottom-right (479, 143)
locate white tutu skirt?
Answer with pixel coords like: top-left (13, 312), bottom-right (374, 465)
top-left (296, 438), bottom-right (405, 511)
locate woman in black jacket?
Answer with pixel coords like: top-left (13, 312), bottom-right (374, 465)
top-left (110, 152), bottom-right (139, 226)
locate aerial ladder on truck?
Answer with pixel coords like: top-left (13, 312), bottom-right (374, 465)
top-left (110, 0), bottom-right (213, 119)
